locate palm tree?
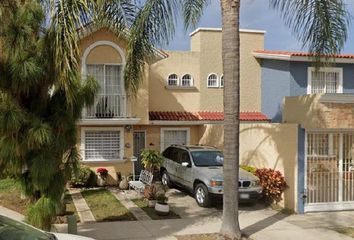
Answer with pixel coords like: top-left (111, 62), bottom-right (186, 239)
top-left (125, 1), bottom-right (350, 239)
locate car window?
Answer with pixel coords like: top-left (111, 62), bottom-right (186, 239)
top-left (169, 148), bottom-right (181, 163)
top-left (180, 150), bottom-right (191, 164)
top-left (191, 151), bottom-right (223, 167)
top-left (0, 215), bottom-right (51, 240)
top-left (162, 147), bottom-right (171, 158)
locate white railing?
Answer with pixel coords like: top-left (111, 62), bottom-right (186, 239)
top-left (84, 94), bottom-right (127, 118)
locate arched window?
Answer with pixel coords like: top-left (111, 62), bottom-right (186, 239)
top-left (207, 74), bottom-right (218, 88)
top-left (181, 74), bottom-right (193, 87)
top-left (220, 75), bottom-right (224, 88)
top-left (167, 74), bottom-right (178, 86)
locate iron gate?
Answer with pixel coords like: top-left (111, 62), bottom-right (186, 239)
top-left (306, 131), bottom-right (354, 212)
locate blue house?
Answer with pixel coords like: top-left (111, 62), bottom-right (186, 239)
top-left (254, 49), bottom-right (354, 212)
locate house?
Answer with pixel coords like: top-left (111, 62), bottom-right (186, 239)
top-left (254, 50), bottom-right (354, 212)
top-left (78, 27), bottom-right (269, 184)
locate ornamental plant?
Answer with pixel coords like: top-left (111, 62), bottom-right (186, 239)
top-left (254, 168), bottom-right (288, 204)
top-left (96, 168), bottom-right (108, 180)
top-left (140, 149), bottom-right (163, 172)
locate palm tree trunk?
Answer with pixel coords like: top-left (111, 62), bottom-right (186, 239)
top-left (219, 0), bottom-right (241, 239)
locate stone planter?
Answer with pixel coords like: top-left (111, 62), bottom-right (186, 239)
top-left (148, 200), bottom-right (157, 208)
top-left (119, 177), bottom-right (129, 190)
top-left (155, 202), bottom-right (169, 215)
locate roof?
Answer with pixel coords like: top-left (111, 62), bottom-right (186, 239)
top-left (149, 111), bottom-right (270, 122)
top-left (189, 28), bottom-right (266, 37)
top-left (253, 50), bottom-right (354, 63)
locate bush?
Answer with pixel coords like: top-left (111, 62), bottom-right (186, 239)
top-left (254, 168), bottom-right (287, 204)
top-left (240, 165), bottom-right (257, 174)
top-left (71, 165), bottom-right (96, 188)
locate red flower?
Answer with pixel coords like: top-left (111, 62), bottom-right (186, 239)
top-left (96, 168), bottom-right (108, 178)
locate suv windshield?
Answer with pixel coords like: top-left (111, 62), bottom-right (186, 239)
top-left (191, 151), bottom-right (223, 167)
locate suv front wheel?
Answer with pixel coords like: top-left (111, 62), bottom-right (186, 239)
top-left (194, 183), bottom-right (211, 207)
top-left (161, 170), bottom-right (172, 187)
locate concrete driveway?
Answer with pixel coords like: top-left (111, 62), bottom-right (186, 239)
top-left (53, 187), bottom-right (354, 240)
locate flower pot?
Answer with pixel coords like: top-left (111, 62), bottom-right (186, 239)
top-left (148, 200), bottom-right (157, 208)
top-left (97, 177), bottom-right (106, 187)
top-left (155, 202), bottom-right (169, 215)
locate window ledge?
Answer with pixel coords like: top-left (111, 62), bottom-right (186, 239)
top-left (319, 93), bottom-right (354, 104)
top-left (82, 159), bottom-right (128, 164)
top-left (165, 86), bottom-right (197, 90)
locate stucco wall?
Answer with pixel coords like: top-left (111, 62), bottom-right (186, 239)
top-left (261, 59), bottom-right (354, 122)
top-left (79, 28), bottom-right (149, 122)
top-left (149, 29), bottom-right (264, 112)
top-left (240, 123), bottom-right (299, 211)
top-left (199, 122), bottom-right (300, 211)
top-left (283, 94), bottom-right (354, 129)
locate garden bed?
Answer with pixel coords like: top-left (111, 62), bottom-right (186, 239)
top-left (81, 188), bottom-right (136, 221)
top-left (132, 198), bottom-right (180, 220)
top-left (0, 178), bottom-right (30, 215)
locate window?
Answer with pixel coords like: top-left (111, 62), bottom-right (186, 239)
top-left (87, 64), bottom-right (122, 94)
top-left (82, 129), bottom-right (123, 161)
top-left (220, 75), bottom-right (224, 88)
top-left (161, 128), bottom-right (190, 151)
top-left (167, 74), bottom-right (178, 86)
top-left (308, 67), bottom-right (343, 94)
top-left (207, 74), bottom-right (218, 88)
top-left (181, 74), bottom-right (193, 87)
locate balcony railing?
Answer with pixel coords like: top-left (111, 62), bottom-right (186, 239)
top-left (83, 94), bottom-right (127, 119)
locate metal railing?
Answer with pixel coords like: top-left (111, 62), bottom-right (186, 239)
top-left (84, 94), bottom-right (127, 118)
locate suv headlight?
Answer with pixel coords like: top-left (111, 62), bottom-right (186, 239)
top-left (210, 180), bottom-right (223, 187)
top-left (250, 180), bottom-right (260, 187)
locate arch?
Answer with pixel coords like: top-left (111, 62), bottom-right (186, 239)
top-left (207, 73), bottom-right (219, 88)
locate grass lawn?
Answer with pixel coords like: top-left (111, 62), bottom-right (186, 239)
top-left (81, 188), bottom-right (136, 222)
top-left (0, 178), bottom-right (30, 215)
top-left (132, 198), bottom-right (180, 220)
top-left (55, 193), bottom-right (80, 224)
top-left (334, 227), bottom-right (354, 238)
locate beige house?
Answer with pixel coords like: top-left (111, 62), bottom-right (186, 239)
top-left (77, 27), bottom-right (271, 183)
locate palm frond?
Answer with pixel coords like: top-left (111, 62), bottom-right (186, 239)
top-left (270, 0), bottom-right (350, 57)
top-left (124, 0), bottom-right (178, 94)
top-left (182, 0), bottom-right (210, 30)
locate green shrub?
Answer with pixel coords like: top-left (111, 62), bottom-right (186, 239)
top-left (71, 165), bottom-right (96, 188)
top-left (254, 168), bottom-right (288, 204)
top-left (240, 165), bottom-right (257, 174)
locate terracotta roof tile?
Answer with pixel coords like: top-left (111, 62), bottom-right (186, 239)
top-left (149, 111), bottom-right (270, 122)
top-left (254, 50), bottom-right (354, 59)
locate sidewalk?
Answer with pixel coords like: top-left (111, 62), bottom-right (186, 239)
top-left (54, 207), bottom-right (354, 240)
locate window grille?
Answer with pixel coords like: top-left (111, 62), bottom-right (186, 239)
top-left (207, 74), bottom-right (218, 87)
top-left (181, 74), bottom-right (192, 87)
top-left (310, 68), bottom-right (341, 94)
top-left (84, 130), bottom-right (121, 160)
top-left (168, 74), bottom-right (178, 86)
top-left (162, 130), bottom-right (188, 151)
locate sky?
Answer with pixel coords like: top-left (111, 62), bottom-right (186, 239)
top-left (166, 0), bottom-right (354, 53)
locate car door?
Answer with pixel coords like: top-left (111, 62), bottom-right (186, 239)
top-left (176, 150), bottom-right (194, 189)
top-left (163, 147), bottom-right (180, 182)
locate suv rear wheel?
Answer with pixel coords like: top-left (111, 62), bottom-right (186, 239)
top-left (161, 170), bottom-right (172, 187)
top-left (194, 183), bottom-right (211, 207)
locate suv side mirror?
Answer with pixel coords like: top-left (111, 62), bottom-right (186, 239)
top-left (181, 162), bottom-right (190, 168)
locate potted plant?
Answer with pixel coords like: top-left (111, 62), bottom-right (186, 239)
top-left (96, 167), bottom-right (108, 186)
top-left (144, 185), bottom-right (157, 207)
top-left (140, 149), bottom-right (163, 180)
top-left (154, 192), bottom-right (169, 215)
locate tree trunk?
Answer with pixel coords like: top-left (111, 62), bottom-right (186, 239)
top-left (219, 0), bottom-right (242, 240)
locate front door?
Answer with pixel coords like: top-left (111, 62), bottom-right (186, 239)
top-left (133, 131), bottom-right (146, 178)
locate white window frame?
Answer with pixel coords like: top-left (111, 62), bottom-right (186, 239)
top-left (86, 63), bottom-right (123, 94)
top-left (207, 73), bottom-right (219, 88)
top-left (181, 73), bottom-right (194, 87)
top-left (81, 127), bottom-right (124, 162)
top-left (220, 74), bottom-right (224, 88)
top-left (307, 67), bottom-right (343, 94)
top-left (167, 73), bottom-right (179, 86)
top-left (160, 128), bottom-right (190, 152)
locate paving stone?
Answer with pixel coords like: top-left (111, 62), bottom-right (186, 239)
top-left (68, 189), bottom-right (95, 223)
